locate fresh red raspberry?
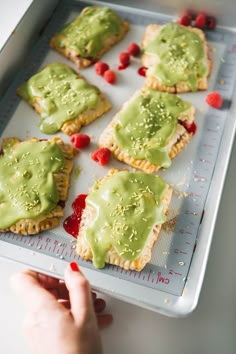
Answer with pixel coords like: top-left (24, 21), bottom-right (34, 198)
top-left (182, 121), bottom-right (197, 135)
top-left (194, 13), bottom-right (206, 29)
top-left (94, 62), bottom-right (109, 75)
top-left (207, 16), bottom-right (216, 30)
top-left (127, 43), bottom-right (140, 56)
top-left (104, 70), bottom-right (116, 84)
top-left (206, 91), bottom-right (223, 108)
top-left (179, 14), bottom-right (192, 26)
top-left (138, 66), bottom-right (147, 77)
top-left (70, 133), bottom-right (90, 148)
top-left (119, 52), bottom-right (130, 66)
top-left (182, 9), bottom-right (198, 19)
top-left (91, 148), bottom-right (111, 166)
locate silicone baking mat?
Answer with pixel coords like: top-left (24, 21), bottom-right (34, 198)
top-left (1, 0), bottom-right (236, 297)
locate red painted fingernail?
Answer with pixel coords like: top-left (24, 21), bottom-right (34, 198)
top-left (70, 262), bottom-right (79, 272)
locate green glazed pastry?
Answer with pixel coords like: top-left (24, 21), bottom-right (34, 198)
top-left (76, 169), bottom-right (172, 271)
top-left (17, 62), bottom-right (111, 135)
top-left (142, 23), bottom-right (211, 92)
top-left (50, 6), bottom-right (129, 68)
top-left (99, 89), bottom-right (195, 172)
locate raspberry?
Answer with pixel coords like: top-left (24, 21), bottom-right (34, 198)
top-left (182, 9), bottom-right (197, 19)
top-left (206, 91), bottom-right (223, 108)
top-left (119, 52), bottom-right (130, 66)
top-left (118, 64), bottom-right (129, 70)
top-left (70, 133), bottom-right (90, 148)
top-left (194, 13), bottom-right (206, 29)
top-left (104, 70), bottom-right (116, 84)
top-left (127, 43), bottom-right (140, 56)
top-left (91, 148), bottom-right (111, 166)
top-left (182, 121), bottom-right (197, 135)
top-left (179, 14), bottom-right (192, 26)
top-left (138, 66), bottom-right (147, 77)
top-left (94, 62), bottom-right (109, 75)
top-left (207, 16), bottom-right (216, 30)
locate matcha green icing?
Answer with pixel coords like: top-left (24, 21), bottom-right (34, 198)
top-left (114, 89), bottom-right (191, 168)
top-left (18, 63), bottom-right (100, 134)
top-left (55, 7), bottom-right (123, 57)
top-left (85, 171), bottom-right (168, 268)
top-left (0, 139), bottom-right (65, 229)
top-left (144, 23), bottom-right (208, 90)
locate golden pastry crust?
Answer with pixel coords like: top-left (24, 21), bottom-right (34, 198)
top-left (76, 169), bottom-right (172, 271)
top-left (16, 65), bottom-right (111, 136)
top-left (0, 137), bottom-right (76, 235)
top-left (99, 90), bottom-right (195, 173)
top-left (141, 24), bottom-right (212, 93)
top-left (50, 8), bottom-right (129, 68)
top-left (61, 93), bottom-right (111, 135)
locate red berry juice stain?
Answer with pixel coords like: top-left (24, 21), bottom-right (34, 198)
top-left (118, 63), bottom-right (130, 70)
top-left (138, 66), bottom-right (147, 77)
top-left (63, 194), bottom-right (87, 238)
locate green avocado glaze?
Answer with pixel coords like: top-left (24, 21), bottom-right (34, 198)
top-left (18, 63), bottom-right (100, 134)
top-left (0, 140), bottom-right (65, 229)
top-left (55, 7), bottom-right (123, 57)
top-left (85, 171), bottom-right (168, 268)
top-left (114, 89), bottom-right (191, 168)
top-left (144, 23), bottom-right (208, 90)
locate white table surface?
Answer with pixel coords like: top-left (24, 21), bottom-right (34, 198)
top-left (0, 2), bottom-right (236, 354)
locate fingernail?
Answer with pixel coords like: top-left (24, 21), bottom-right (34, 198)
top-left (69, 262), bottom-right (79, 272)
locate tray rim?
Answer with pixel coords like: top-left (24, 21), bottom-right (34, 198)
top-left (0, 0), bottom-right (236, 317)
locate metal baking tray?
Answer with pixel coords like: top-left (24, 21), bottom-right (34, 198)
top-left (1, 0), bottom-right (236, 317)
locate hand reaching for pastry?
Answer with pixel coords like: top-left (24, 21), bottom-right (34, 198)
top-left (11, 262), bottom-right (113, 354)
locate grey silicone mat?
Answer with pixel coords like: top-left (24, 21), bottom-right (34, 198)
top-left (1, 0), bottom-right (236, 297)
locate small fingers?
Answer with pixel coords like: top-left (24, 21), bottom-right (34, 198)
top-left (10, 270), bottom-right (57, 310)
top-left (37, 274), bottom-right (70, 301)
top-left (58, 299), bottom-right (71, 310)
top-left (37, 273), bottom-right (60, 289)
top-left (49, 282), bottom-right (70, 300)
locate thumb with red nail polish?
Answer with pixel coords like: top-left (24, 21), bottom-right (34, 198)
top-left (69, 261), bottom-right (80, 272)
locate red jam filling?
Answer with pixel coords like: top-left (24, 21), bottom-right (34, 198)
top-left (182, 121), bottom-right (197, 135)
top-left (63, 194), bottom-right (87, 238)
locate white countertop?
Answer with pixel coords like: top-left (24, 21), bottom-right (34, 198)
top-left (0, 0), bottom-right (33, 49)
top-left (0, 2), bottom-right (236, 354)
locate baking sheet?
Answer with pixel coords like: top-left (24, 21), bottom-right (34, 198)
top-left (1, 0), bottom-right (236, 304)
